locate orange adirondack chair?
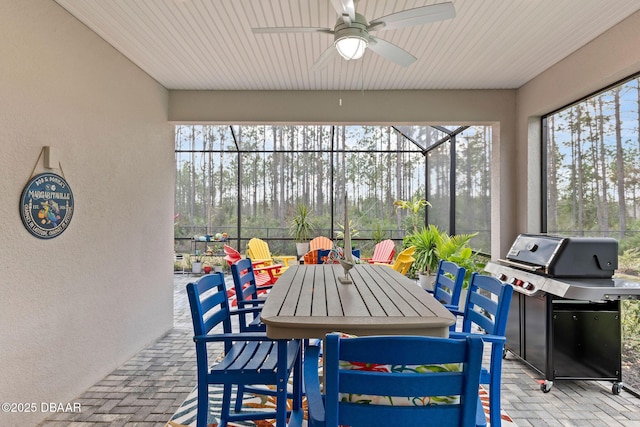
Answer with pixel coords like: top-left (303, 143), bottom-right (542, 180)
top-left (309, 236), bottom-right (333, 251)
top-left (303, 249), bottom-right (321, 265)
top-left (363, 239), bottom-right (396, 264)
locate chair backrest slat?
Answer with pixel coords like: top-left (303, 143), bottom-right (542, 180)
top-left (340, 371), bottom-right (465, 397)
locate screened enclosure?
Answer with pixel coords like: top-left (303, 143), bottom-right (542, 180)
top-left (543, 72), bottom-right (640, 393)
top-left (174, 124), bottom-right (492, 257)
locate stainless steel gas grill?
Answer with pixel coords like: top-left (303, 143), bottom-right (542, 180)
top-left (485, 234), bottom-right (640, 394)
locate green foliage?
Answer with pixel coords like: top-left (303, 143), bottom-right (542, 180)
top-left (336, 220), bottom-right (360, 241)
top-left (619, 248), bottom-right (640, 275)
top-left (289, 203), bottom-right (315, 242)
top-left (436, 232), bottom-right (482, 287)
top-left (394, 197), bottom-right (431, 232)
top-left (622, 300), bottom-right (640, 347)
top-left (371, 223), bottom-right (387, 244)
top-left (403, 225), bottom-right (480, 282)
top-left (403, 225), bottom-right (444, 276)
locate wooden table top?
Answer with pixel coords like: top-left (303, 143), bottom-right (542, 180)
top-left (260, 264), bottom-right (456, 339)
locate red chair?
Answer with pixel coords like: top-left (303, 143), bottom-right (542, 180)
top-left (362, 239), bottom-right (395, 264)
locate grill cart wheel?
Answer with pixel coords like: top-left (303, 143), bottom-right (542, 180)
top-left (612, 382), bottom-right (623, 395)
top-left (541, 381), bottom-right (553, 393)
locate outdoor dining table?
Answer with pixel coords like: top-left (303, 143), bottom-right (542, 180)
top-left (260, 263), bottom-right (456, 339)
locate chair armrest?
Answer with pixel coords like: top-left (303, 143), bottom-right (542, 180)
top-left (193, 331), bottom-right (269, 343)
top-left (274, 255), bottom-right (297, 267)
top-left (303, 344), bottom-right (325, 426)
top-left (252, 258), bottom-right (273, 267)
top-left (372, 262), bottom-right (393, 267)
top-left (234, 299), bottom-right (266, 308)
top-left (448, 308), bottom-right (464, 318)
top-left (442, 303), bottom-right (459, 311)
top-left (229, 306), bottom-right (264, 316)
top-left (449, 331), bottom-right (506, 345)
top-left (254, 264), bottom-right (281, 283)
top-left (254, 264), bottom-right (282, 274)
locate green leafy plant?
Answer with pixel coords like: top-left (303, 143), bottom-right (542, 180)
top-left (394, 197), bottom-right (432, 232)
top-left (289, 203), bottom-right (315, 242)
top-left (403, 224), bottom-right (444, 276)
top-left (403, 225), bottom-right (480, 283)
top-left (336, 220), bottom-right (360, 242)
top-left (435, 232), bottom-right (481, 287)
top-left (371, 223), bottom-right (387, 244)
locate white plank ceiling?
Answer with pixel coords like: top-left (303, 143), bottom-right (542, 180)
top-left (54, 0), bottom-right (640, 91)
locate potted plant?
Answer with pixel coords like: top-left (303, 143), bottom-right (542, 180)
top-left (191, 253), bottom-right (203, 274)
top-left (289, 203), bottom-right (315, 257)
top-left (212, 256), bottom-right (226, 273)
top-left (403, 224), bottom-right (444, 289)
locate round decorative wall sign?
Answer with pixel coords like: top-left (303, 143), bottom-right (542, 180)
top-left (20, 172), bottom-right (74, 239)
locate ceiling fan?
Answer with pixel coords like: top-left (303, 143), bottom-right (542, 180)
top-left (252, 0), bottom-right (455, 71)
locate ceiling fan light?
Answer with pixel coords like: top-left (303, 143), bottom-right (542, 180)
top-left (335, 36), bottom-right (368, 60)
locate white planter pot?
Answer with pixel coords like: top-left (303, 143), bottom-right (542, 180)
top-left (213, 265), bottom-right (223, 273)
top-left (191, 261), bottom-right (203, 274)
top-left (419, 273), bottom-right (437, 291)
top-left (296, 242), bottom-right (310, 257)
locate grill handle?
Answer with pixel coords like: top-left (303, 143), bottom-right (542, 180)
top-left (498, 259), bottom-right (544, 273)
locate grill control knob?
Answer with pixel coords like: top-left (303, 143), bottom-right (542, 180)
top-left (497, 273), bottom-right (508, 281)
top-left (523, 282), bottom-right (535, 291)
top-left (514, 279), bottom-right (524, 287)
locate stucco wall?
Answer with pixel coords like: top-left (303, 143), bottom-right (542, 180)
top-left (0, 1), bottom-right (174, 424)
top-left (516, 10), bottom-right (640, 236)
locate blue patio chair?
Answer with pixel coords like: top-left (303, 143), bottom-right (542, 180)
top-left (304, 333), bottom-right (486, 427)
top-left (186, 272), bottom-right (303, 427)
top-left (427, 259), bottom-right (466, 312)
top-left (449, 272), bottom-right (513, 427)
top-left (230, 257), bottom-right (272, 332)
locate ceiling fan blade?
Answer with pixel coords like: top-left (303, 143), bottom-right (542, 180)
top-left (368, 2), bottom-right (455, 31)
top-left (368, 36), bottom-right (416, 67)
top-left (252, 27), bottom-right (333, 34)
top-left (310, 45), bottom-right (338, 72)
top-left (329, 0), bottom-right (355, 23)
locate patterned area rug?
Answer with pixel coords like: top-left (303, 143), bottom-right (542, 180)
top-left (166, 384), bottom-right (517, 427)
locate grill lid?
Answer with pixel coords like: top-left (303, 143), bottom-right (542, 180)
top-left (505, 234), bottom-right (618, 278)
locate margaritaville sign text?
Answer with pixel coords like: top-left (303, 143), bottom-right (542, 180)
top-left (20, 172), bottom-right (74, 239)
